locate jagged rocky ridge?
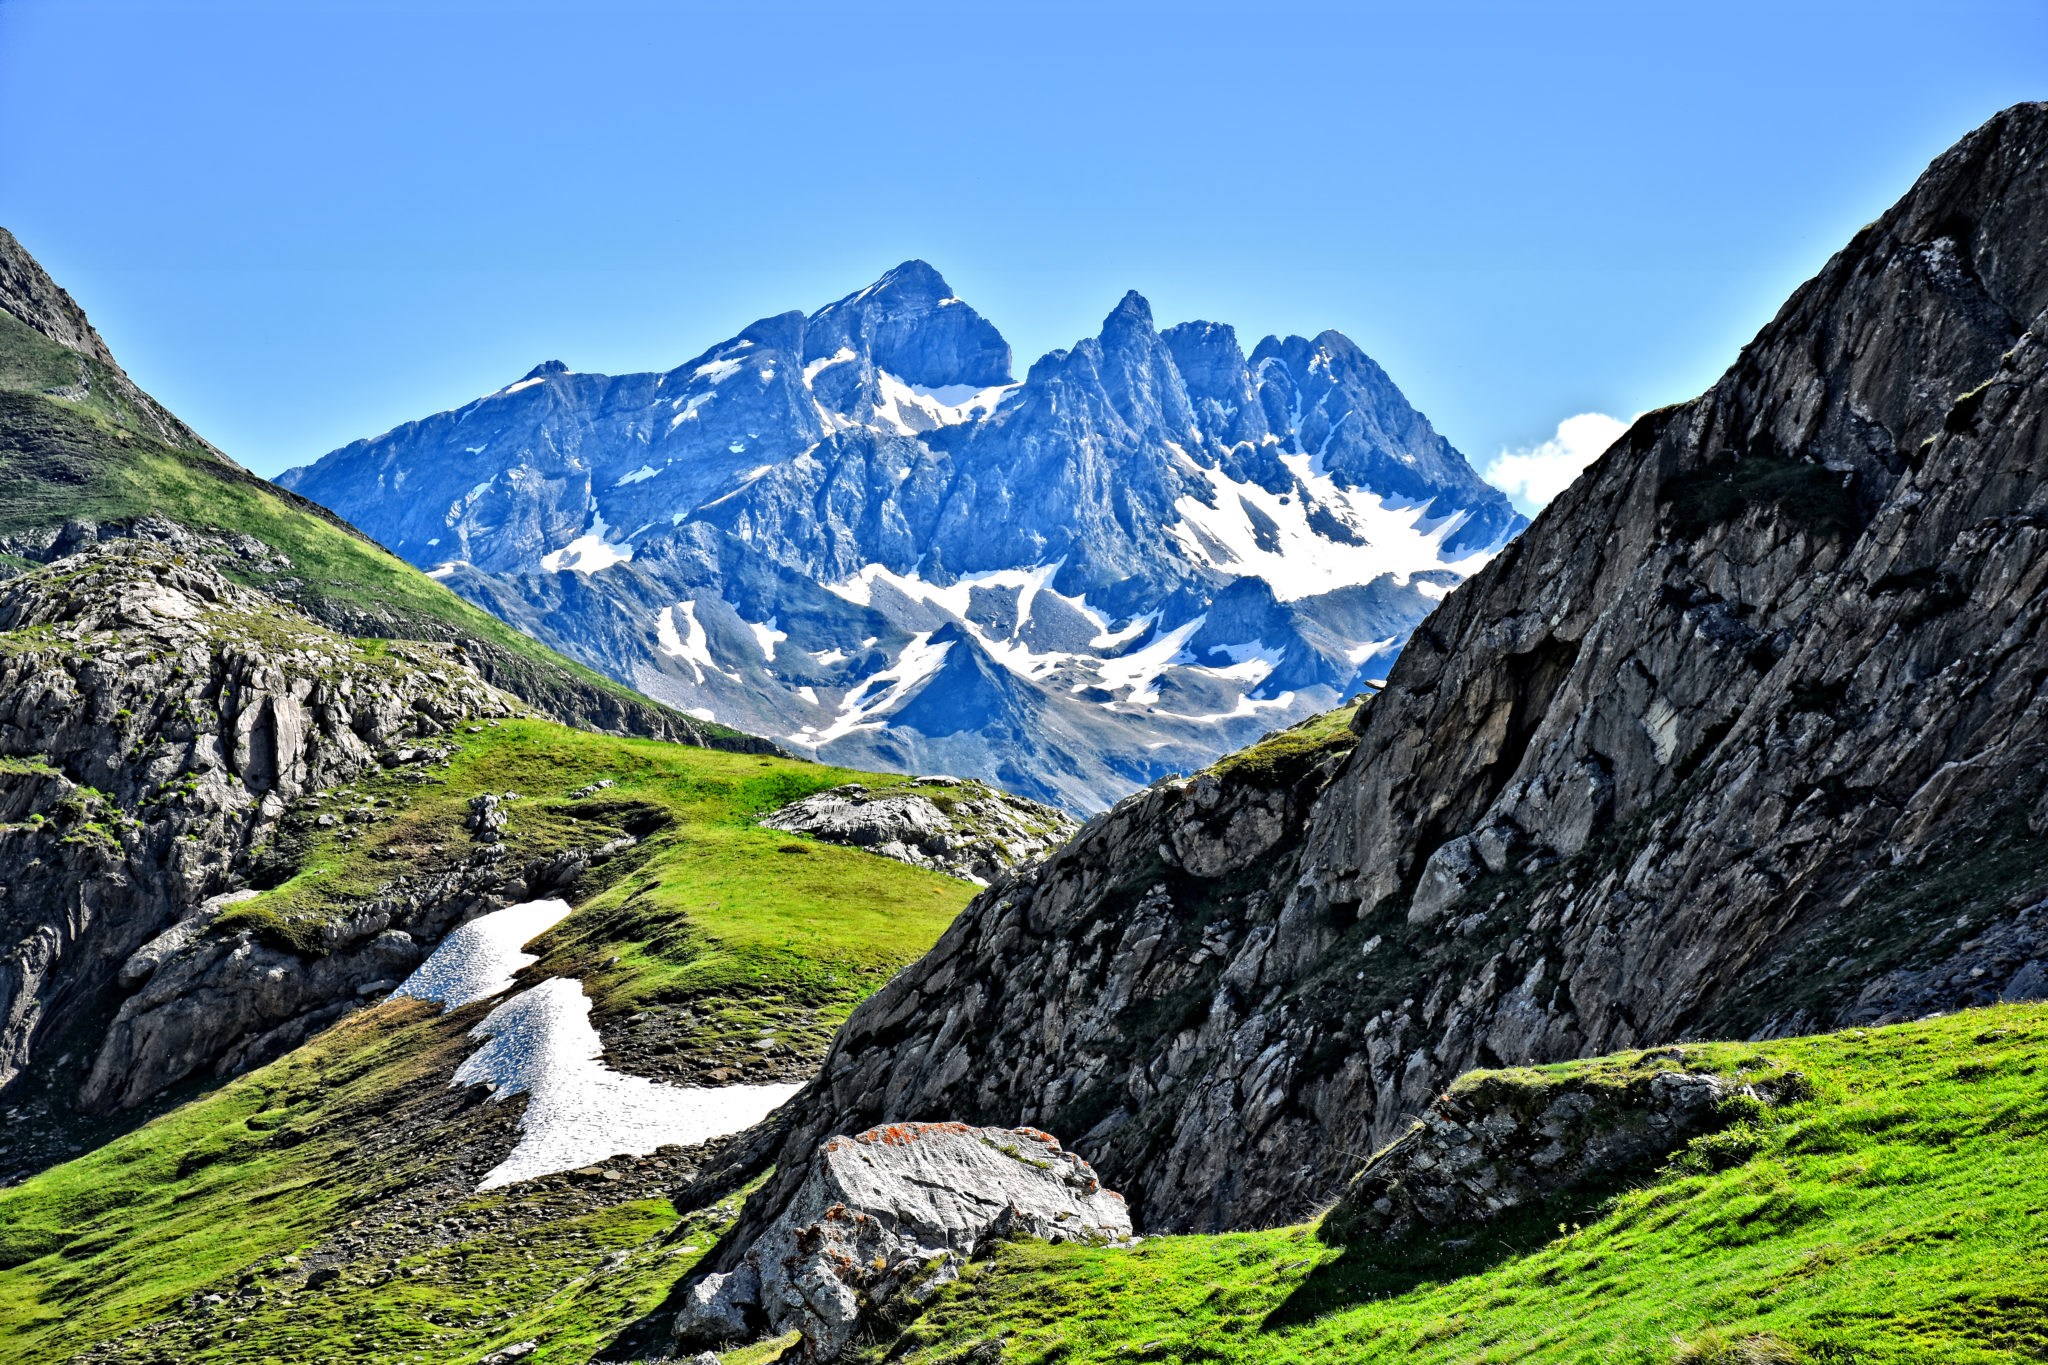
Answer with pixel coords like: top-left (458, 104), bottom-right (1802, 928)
top-left (281, 264), bottom-right (1523, 810)
top-left (706, 102), bottom-right (2048, 1248)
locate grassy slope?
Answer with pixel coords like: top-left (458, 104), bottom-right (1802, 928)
top-left (0, 314), bottom-right (739, 741)
top-left (856, 1004), bottom-right (2048, 1365)
top-left (0, 723), bottom-right (974, 1365)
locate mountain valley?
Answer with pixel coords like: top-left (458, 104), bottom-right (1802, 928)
top-left (0, 101), bottom-right (2043, 1365)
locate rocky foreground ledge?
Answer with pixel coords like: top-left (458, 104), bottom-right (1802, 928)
top-left (676, 1121), bottom-right (1132, 1360)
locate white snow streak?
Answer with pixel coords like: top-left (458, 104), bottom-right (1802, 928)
top-left (1164, 452), bottom-right (1494, 601)
top-left (788, 630), bottom-right (952, 747)
top-left (655, 600), bottom-right (726, 683)
top-left (392, 901), bottom-right (796, 1191)
top-left (394, 898), bottom-right (573, 1011)
top-left (745, 616), bottom-right (787, 662)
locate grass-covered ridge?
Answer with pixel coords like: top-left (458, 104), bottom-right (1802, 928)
top-left (854, 1004), bottom-right (2048, 1365)
top-left (0, 724), bottom-right (977, 1364)
top-left (0, 385), bottom-right (738, 740)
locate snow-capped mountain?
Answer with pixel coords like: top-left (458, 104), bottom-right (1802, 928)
top-left (280, 263), bottom-right (1524, 810)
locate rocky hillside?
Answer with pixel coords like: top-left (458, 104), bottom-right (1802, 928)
top-left (279, 263), bottom-right (1524, 810)
top-left (0, 228), bottom-right (760, 746)
top-left (713, 100), bottom-right (2048, 1248)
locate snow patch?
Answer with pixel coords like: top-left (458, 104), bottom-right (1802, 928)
top-left (803, 347), bottom-right (858, 384)
top-left (393, 898), bottom-right (575, 1013)
top-left (615, 464), bottom-right (661, 486)
top-left (693, 357), bottom-right (743, 384)
top-left (745, 616), bottom-right (787, 662)
top-left (1094, 615), bottom-right (1204, 705)
top-left (1163, 451), bottom-right (1497, 600)
top-left (540, 509), bottom-right (635, 573)
top-left (455, 976), bottom-right (798, 1190)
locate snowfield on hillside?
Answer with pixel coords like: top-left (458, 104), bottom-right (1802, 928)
top-left (394, 900), bottom-right (800, 1190)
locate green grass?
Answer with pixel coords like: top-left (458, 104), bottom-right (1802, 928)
top-left (220, 717), bottom-right (968, 1031)
top-left (1205, 698), bottom-right (1361, 785)
top-left (0, 723), bottom-right (977, 1364)
top-left (854, 1004), bottom-right (2048, 1365)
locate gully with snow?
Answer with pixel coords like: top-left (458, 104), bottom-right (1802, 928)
top-left (391, 898), bottom-right (798, 1191)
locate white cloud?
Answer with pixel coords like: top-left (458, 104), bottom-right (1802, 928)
top-left (1483, 412), bottom-right (1630, 510)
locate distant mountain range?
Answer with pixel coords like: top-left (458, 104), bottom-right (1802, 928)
top-left (280, 264), bottom-right (1524, 808)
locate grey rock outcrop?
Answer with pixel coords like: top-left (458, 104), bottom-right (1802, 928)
top-left (707, 102), bottom-right (2048, 1247)
top-left (1319, 1053), bottom-right (1761, 1243)
top-left (677, 1121), bottom-right (1129, 1361)
top-left (761, 778), bottom-right (1080, 884)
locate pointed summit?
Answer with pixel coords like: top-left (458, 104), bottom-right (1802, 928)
top-left (1103, 289), bottom-right (1155, 333)
top-left (806, 261), bottom-right (1011, 389)
top-left (520, 359), bottom-right (569, 381)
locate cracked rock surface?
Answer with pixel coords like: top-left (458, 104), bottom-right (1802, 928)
top-left (0, 540), bottom-right (523, 1127)
top-left (678, 1121), bottom-right (1129, 1361)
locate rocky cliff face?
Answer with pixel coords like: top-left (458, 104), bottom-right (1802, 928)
top-left (712, 102), bottom-right (2048, 1245)
top-left (280, 265), bottom-right (1521, 810)
top-left (0, 540), bottom-right (527, 1124)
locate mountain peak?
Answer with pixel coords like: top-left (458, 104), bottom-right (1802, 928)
top-left (871, 259), bottom-right (953, 301)
top-left (1104, 289), bottom-right (1155, 333)
top-left (521, 359), bottom-right (569, 381)
top-left (805, 260), bottom-right (1011, 389)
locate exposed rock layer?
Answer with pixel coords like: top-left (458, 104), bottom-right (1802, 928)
top-left (0, 542), bottom-right (520, 1111)
top-left (678, 1121), bottom-right (1129, 1361)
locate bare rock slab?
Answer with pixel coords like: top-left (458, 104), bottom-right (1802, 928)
top-left (677, 1121), bottom-right (1130, 1359)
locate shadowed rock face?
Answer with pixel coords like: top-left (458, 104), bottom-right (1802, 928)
top-left (710, 102), bottom-right (2048, 1244)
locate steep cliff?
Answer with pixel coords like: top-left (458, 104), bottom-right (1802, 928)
top-left (0, 541), bottom-right (524, 1116)
top-left (716, 101), bottom-right (2048, 1243)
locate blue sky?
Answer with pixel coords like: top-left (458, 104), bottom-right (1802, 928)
top-left (2, 1), bottom-right (2043, 503)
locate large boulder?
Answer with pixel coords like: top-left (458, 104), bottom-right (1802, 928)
top-left (1318, 1051), bottom-right (1799, 1244)
top-left (676, 1121), bottom-right (1131, 1360)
